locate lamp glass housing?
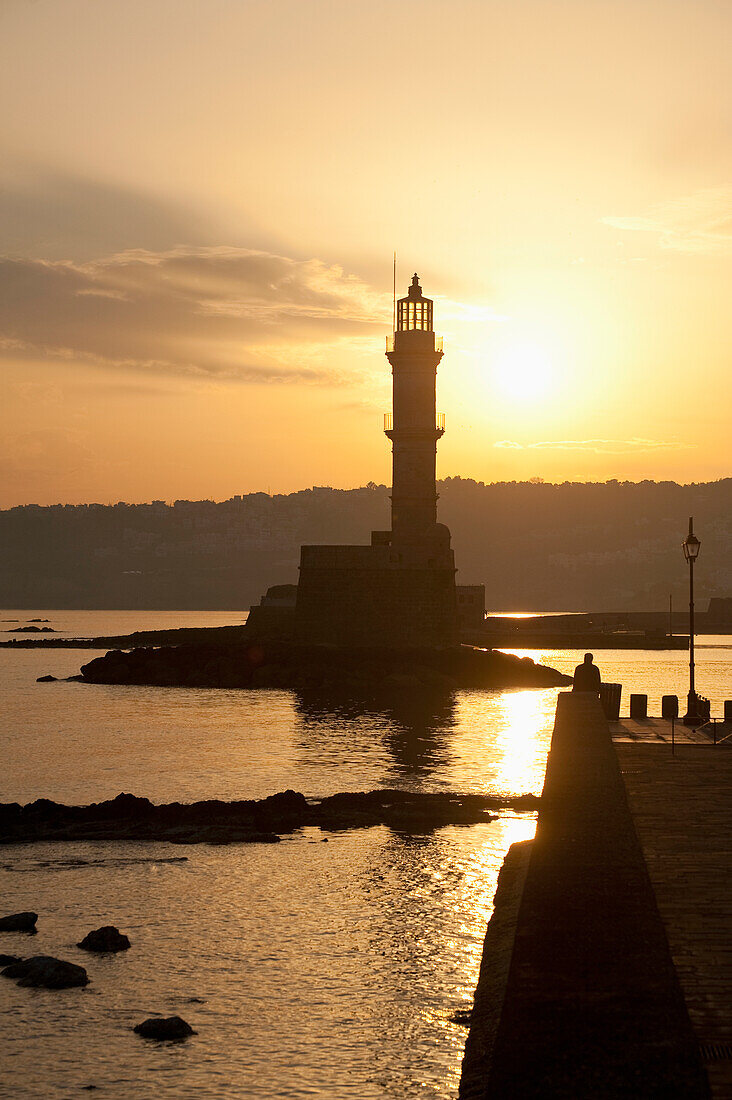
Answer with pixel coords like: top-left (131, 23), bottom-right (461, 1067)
top-left (682, 534), bottom-right (701, 562)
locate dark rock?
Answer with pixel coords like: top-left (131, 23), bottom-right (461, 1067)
top-left (36, 674), bottom-right (58, 682)
top-left (2, 955), bottom-right (89, 988)
top-left (77, 925), bottom-right (130, 952)
top-left (0, 954), bottom-right (22, 966)
top-left (0, 911), bottom-right (38, 932)
top-left (76, 640), bottom-right (571, 692)
top-left (450, 1008), bottom-right (473, 1026)
top-left (95, 792), bottom-right (155, 820)
top-left (0, 788), bottom-right (530, 844)
top-left (133, 1015), bottom-right (195, 1040)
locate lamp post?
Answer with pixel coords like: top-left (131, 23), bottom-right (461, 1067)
top-left (682, 516), bottom-right (701, 723)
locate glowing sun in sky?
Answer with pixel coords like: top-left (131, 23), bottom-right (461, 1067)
top-left (494, 337), bottom-right (555, 402)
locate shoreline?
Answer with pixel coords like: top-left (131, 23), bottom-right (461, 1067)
top-left (0, 624), bottom-right (251, 650)
top-left (0, 789), bottom-right (540, 846)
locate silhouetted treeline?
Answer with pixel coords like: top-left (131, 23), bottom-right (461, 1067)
top-left (1, 478), bottom-right (730, 611)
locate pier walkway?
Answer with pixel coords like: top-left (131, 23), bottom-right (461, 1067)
top-left (460, 693), bottom-right (728, 1098)
top-left (611, 716), bottom-right (729, 745)
top-left (616, 741), bottom-right (732, 1097)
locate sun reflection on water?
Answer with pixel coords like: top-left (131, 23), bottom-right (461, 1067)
top-left (493, 689), bottom-right (551, 796)
top-left (452, 687), bottom-right (556, 797)
top-left (414, 815), bottom-right (538, 1096)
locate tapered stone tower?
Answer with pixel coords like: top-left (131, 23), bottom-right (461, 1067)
top-left (294, 274), bottom-right (458, 648)
top-left (386, 274), bottom-right (450, 563)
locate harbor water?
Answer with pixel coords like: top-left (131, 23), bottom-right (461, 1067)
top-left (1, 610), bottom-right (730, 1098)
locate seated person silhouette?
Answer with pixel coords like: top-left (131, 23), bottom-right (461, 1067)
top-left (572, 652), bottom-right (601, 695)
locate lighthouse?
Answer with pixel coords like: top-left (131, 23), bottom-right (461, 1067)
top-left (294, 273), bottom-right (458, 648)
top-left (386, 273), bottom-right (447, 553)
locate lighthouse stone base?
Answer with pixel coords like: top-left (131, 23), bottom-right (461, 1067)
top-left (293, 525), bottom-right (458, 649)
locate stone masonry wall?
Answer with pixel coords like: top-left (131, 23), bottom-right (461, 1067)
top-left (294, 544), bottom-right (458, 648)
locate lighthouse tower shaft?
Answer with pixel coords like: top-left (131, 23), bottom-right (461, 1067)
top-left (385, 274), bottom-right (445, 545)
top-left (292, 271), bottom-right (458, 649)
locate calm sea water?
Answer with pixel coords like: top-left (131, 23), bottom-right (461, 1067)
top-left (1, 609), bottom-right (730, 1099)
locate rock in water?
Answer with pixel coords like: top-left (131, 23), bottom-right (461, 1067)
top-left (0, 911), bottom-right (38, 932)
top-left (2, 955), bottom-right (89, 988)
top-left (0, 954), bottom-right (22, 966)
top-left (133, 1016), bottom-right (196, 1040)
top-left (77, 925), bottom-right (131, 952)
top-left (36, 674), bottom-right (57, 683)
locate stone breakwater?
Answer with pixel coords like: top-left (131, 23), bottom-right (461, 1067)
top-left (459, 692), bottom-right (709, 1099)
top-left (73, 642), bottom-right (571, 692)
top-left (0, 789), bottom-right (540, 846)
top-left (2, 625), bottom-right (251, 650)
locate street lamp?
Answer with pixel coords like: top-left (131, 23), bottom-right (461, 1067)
top-left (682, 516), bottom-right (701, 723)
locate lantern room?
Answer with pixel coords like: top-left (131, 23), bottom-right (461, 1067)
top-left (396, 273), bottom-right (433, 332)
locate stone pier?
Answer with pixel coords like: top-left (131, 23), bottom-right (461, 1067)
top-left (615, 741), bottom-right (732, 1098)
top-left (459, 692), bottom-right (722, 1098)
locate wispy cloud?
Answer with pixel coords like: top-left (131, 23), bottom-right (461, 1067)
top-left (0, 247), bottom-right (393, 385)
top-left (603, 188), bottom-right (732, 253)
top-left (494, 438), bottom-right (694, 454)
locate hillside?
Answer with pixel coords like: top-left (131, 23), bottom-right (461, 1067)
top-left (1, 478), bottom-right (730, 611)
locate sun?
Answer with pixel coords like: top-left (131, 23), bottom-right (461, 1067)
top-left (494, 337), bottom-right (555, 401)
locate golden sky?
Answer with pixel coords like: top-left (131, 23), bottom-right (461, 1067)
top-left (1, 0), bottom-right (730, 506)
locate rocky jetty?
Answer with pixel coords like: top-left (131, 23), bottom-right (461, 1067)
top-left (1, 624), bottom-right (249, 650)
top-left (134, 1016), bottom-right (195, 1040)
top-left (0, 789), bottom-right (539, 845)
top-left (0, 911), bottom-right (38, 932)
top-left (76, 641), bottom-right (571, 692)
top-left (77, 926), bottom-right (130, 952)
top-left (7, 625), bottom-right (56, 633)
top-left (1, 955), bottom-right (89, 988)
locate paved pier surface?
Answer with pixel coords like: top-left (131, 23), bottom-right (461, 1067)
top-left (616, 741), bottom-right (732, 1098)
top-left (612, 716), bottom-right (728, 744)
top-left (607, 712), bottom-right (726, 748)
top-left (460, 692), bottom-right (711, 1099)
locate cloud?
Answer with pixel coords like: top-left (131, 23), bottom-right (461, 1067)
top-left (603, 188), bottom-right (732, 253)
top-left (494, 438), bottom-right (694, 455)
top-left (0, 164), bottom-right (215, 262)
top-left (0, 247), bottom-right (393, 385)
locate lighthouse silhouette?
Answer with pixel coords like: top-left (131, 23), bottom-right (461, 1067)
top-left (294, 273), bottom-right (459, 648)
top-left (386, 273), bottom-right (450, 555)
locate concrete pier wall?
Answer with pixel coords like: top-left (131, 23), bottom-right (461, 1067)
top-left (460, 691), bottom-right (709, 1099)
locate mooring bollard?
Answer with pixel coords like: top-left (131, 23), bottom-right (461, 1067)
top-left (661, 695), bottom-right (679, 720)
top-left (630, 693), bottom-right (648, 720)
top-left (724, 700), bottom-right (732, 722)
top-left (599, 682), bottom-right (622, 721)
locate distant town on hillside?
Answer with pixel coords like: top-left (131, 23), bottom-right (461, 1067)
top-left (1, 478), bottom-right (730, 613)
